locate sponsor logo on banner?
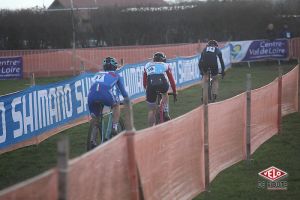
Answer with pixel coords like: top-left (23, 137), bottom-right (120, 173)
top-left (257, 166), bottom-right (288, 190)
top-left (0, 56), bottom-right (23, 79)
top-left (230, 39), bottom-right (289, 63)
top-left (245, 39), bottom-right (288, 61)
top-left (0, 74), bottom-right (93, 150)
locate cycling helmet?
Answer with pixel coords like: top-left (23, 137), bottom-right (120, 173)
top-left (153, 52), bottom-right (166, 63)
top-left (103, 57), bottom-right (118, 71)
top-left (207, 40), bottom-right (218, 47)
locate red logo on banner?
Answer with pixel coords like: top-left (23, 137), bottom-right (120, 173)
top-left (258, 166), bottom-right (287, 182)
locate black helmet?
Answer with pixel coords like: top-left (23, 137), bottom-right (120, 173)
top-left (103, 57), bottom-right (118, 71)
top-left (153, 52), bottom-right (166, 63)
top-left (207, 40), bottom-right (218, 47)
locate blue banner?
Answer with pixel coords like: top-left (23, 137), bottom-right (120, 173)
top-left (230, 39), bottom-right (289, 63)
top-left (0, 57), bottom-right (23, 80)
top-left (118, 55), bottom-right (202, 100)
top-left (0, 73), bottom-right (93, 149)
top-left (0, 45), bottom-right (231, 152)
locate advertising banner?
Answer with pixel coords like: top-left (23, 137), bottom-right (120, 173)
top-left (0, 45), bottom-right (231, 153)
top-left (0, 57), bottom-right (23, 80)
top-left (118, 44), bottom-right (231, 100)
top-left (0, 73), bottom-right (93, 150)
top-left (230, 39), bottom-right (289, 63)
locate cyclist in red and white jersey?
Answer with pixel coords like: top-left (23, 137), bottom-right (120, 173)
top-left (143, 52), bottom-right (177, 126)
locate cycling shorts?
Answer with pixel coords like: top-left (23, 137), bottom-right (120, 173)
top-left (202, 66), bottom-right (219, 76)
top-left (88, 84), bottom-right (119, 117)
top-left (146, 74), bottom-right (169, 103)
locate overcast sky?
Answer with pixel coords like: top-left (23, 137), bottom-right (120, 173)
top-left (0, 0), bottom-right (54, 10)
top-left (0, 0), bottom-right (203, 10)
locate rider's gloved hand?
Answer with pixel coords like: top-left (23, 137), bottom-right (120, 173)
top-left (221, 70), bottom-right (225, 79)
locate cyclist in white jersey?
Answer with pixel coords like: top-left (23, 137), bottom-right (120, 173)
top-left (143, 52), bottom-right (177, 126)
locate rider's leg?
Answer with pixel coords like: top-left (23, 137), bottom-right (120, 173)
top-left (90, 114), bottom-right (100, 146)
top-left (88, 97), bottom-right (102, 147)
top-left (161, 93), bottom-right (171, 121)
top-left (112, 103), bottom-right (120, 131)
top-left (160, 79), bottom-right (171, 121)
top-left (146, 83), bottom-right (157, 126)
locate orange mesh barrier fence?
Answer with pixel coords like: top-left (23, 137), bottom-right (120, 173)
top-left (208, 93), bottom-right (246, 182)
top-left (290, 37), bottom-right (300, 59)
top-left (67, 134), bottom-right (131, 200)
top-left (0, 169), bottom-right (57, 200)
top-left (134, 107), bottom-right (205, 200)
top-left (251, 80), bottom-right (279, 154)
top-left (282, 66), bottom-right (299, 116)
top-left (0, 43), bottom-right (202, 77)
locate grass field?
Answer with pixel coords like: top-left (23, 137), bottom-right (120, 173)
top-left (0, 61), bottom-right (299, 199)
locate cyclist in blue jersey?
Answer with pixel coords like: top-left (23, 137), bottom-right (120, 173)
top-left (143, 52), bottom-right (177, 126)
top-left (198, 40), bottom-right (225, 101)
top-left (88, 57), bottom-right (129, 148)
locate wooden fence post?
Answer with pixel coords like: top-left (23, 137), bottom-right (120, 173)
top-left (57, 137), bottom-right (69, 200)
top-left (31, 73), bottom-right (36, 86)
top-left (278, 66), bottom-right (283, 134)
top-left (124, 100), bottom-right (143, 200)
top-left (80, 61), bottom-right (85, 74)
top-left (203, 76), bottom-right (210, 191)
top-left (246, 74), bottom-right (251, 164)
top-left (124, 100), bottom-right (135, 132)
top-left (247, 61), bottom-right (251, 68)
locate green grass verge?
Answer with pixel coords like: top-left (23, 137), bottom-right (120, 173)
top-left (0, 61), bottom-right (299, 200)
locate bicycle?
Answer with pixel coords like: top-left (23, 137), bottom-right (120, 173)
top-left (155, 92), bottom-right (176, 125)
top-left (86, 105), bottom-right (125, 151)
top-left (202, 68), bottom-right (223, 103)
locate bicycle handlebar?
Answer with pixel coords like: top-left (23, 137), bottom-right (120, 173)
top-left (167, 92), bottom-right (176, 96)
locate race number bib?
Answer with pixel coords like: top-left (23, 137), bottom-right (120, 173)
top-left (93, 73), bottom-right (105, 82)
top-left (206, 47), bottom-right (216, 53)
top-left (145, 65), bottom-right (155, 75)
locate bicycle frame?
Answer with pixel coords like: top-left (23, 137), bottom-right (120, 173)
top-left (87, 106), bottom-right (125, 151)
top-left (207, 68), bottom-right (213, 101)
top-left (100, 110), bottom-right (113, 143)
